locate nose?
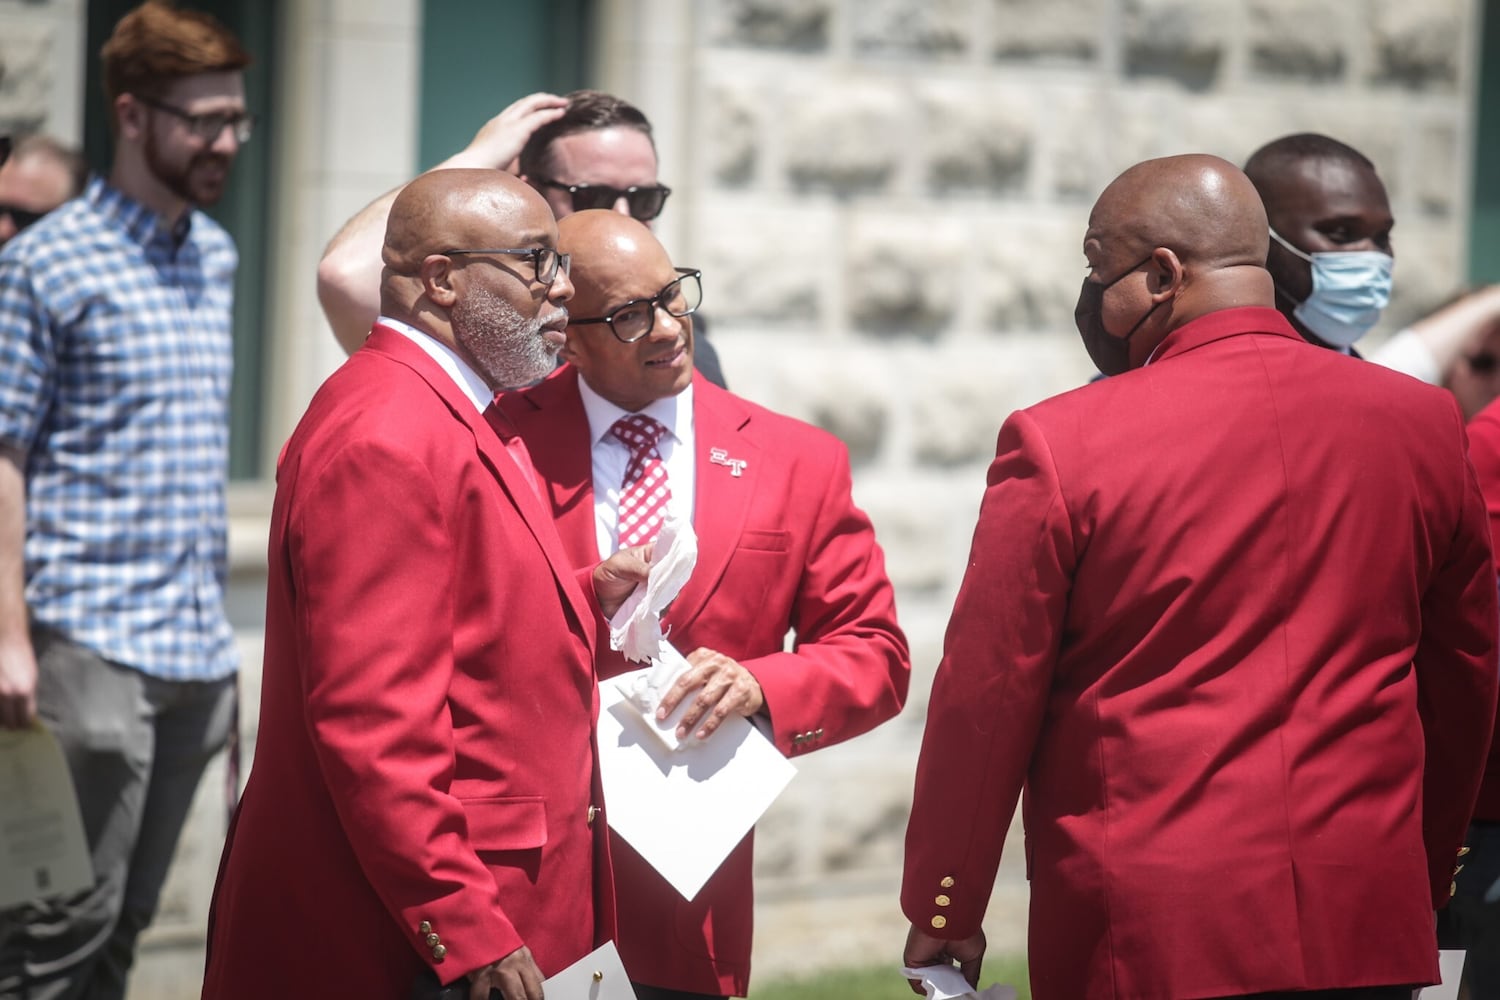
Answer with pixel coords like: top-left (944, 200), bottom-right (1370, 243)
top-left (610, 194), bottom-right (632, 217)
top-left (653, 305), bottom-right (685, 339)
top-left (548, 268), bottom-right (575, 304)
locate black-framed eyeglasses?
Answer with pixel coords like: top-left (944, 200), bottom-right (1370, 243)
top-left (136, 94), bottom-right (256, 144)
top-left (571, 268), bottom-right (702, 343)
top-left (534, 178), bottom-right (672, 222)
top-left (442, 247), bottom-right (571, 287)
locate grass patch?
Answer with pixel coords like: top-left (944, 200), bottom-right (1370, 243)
top-left (748, 956), bottom-right (1030, 1000)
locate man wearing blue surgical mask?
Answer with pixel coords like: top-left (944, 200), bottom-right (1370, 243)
top-left (1245, 132), bottom-right (1395, 354)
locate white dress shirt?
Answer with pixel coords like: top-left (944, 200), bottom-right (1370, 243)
top-left (577, 377), bottom-right (696, 558)
top-left (378, 315), bottom-right (492, 412)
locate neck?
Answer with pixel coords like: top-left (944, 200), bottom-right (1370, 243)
top-left (109, 152), bottom-right (189, 226)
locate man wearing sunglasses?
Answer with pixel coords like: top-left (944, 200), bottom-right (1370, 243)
top-left (0, 5), bottom-right (252, 997)
top-left (0, 134), bottom-right (86, 247)
top-left (317, 89), bottom-right (727, 389)
top-left (497, 210), bottom-right (910, 1000)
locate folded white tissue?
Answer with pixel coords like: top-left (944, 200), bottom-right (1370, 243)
top-left (609, 511), bottom-right (700, 750)
top-left (900, 965), bottom-right (1017, 1000)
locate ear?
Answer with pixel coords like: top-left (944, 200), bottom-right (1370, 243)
top-left (1148, 247), bottom-right (1185, 299)
top-left (115, 94), bottom-right (146, 143)
top-left (421, 254), bottom-right (458, 308)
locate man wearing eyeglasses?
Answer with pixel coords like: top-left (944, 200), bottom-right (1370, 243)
top-left (203, 168), bottom-right (651, 1000)
top-left (497, 210), bottom-right (911, 1000)
top-left (0, 134), bottom-right (86, 247)
top-left (0, 5), bottom-right (252, 998)
top-left (316, 89), bottom-right (728, 389)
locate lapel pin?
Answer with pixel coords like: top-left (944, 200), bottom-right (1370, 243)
top-left (709, 447), bottom-right (747, 477)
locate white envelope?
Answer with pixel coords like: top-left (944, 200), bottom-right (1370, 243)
top-left (597, 668), bottom-right (796, 900)
top-left (0, 722), bottom-right (92, 909)
top-left (542, 940), bottom-right (636, 999)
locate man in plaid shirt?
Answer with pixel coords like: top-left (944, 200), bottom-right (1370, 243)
top-left (0, 5), bottom-right (253, 998)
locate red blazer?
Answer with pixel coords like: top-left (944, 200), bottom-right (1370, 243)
top-left (202, 328), bottom-right (614, 1000)
top-left (1460, 397), bottom-right (1500, 822)
top-left (499, 367), bottom-right (910, 995)
top-left (903, 308), bottom-right (1498, 1000)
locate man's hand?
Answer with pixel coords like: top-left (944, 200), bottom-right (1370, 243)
top-left (657, 647), bottom-right (765, 741)
top-left (0, 637), bottom-right (37, 729)
top-left (903, 925), bottom-right (985, 996)
top-left (466, 944), bottom-right (544, 1000)
top-left (453, 93), bottom-right (570, 174)
top-left (592, 545), bottom-right (652, 619)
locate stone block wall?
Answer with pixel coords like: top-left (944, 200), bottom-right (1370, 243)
top-left (678, 0), bottom-right (1482, 979)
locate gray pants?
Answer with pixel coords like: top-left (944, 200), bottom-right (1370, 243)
top-left (0, 626), bottom-right (235, 1000)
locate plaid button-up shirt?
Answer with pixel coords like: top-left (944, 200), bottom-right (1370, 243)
top-left (0, 176), bottom-right (238, 681)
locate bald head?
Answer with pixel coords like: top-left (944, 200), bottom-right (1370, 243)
top-left (557, 209), bottom-right (697, 411)
top-left (382, 169), bottom-right (553, 287)
top-left (378, 168), bottom-right (572, 390)
top-left (1091, 154), bottom-right (1269, 272)
top-left (1077, 155), bottom-right (1275, 373)
top-left (557, 210), bottom-right (671, 315)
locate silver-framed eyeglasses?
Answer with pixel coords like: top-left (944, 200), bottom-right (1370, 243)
top-left (569, 268), bottom-right (702, 343)
top-left (442, 247), bottom-right (572, 287)
top-left (135, 94), bottom-right (256, 144)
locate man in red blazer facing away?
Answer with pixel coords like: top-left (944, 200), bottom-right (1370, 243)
top-left (201, 170), bottom-right (649, 1000)
top-left (901, 154), bottom-right (1498, 1000)
top-left (497, 210), bottom-right (911, 999)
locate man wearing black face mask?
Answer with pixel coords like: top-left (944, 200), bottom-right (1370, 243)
top-left (902, 153), bottom-right (1497, 1000)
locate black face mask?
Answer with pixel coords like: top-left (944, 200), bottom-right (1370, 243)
top-left (1075, 255), bottom-right (1159, 377)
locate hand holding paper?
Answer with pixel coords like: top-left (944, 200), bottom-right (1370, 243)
top-left (901, 964), bottom-right (1017, 1000)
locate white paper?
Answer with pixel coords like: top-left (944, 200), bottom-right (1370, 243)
top-left (0, 722), bottom-right (92, 908)
top-left (615, 645), bottom-right (696, 751)
top-left (597, 668), bottom-right (796, 900)
top-left (901, 965), bottom-right (1016, 1000)
top-left (542, 940), bottom-right (637, 999)
top-left (610, 511), bottom-right (696, 667)
top-left (1415, 951), bottom-right (1467, 1000)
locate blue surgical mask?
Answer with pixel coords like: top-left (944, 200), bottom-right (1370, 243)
top-left (1269, 227), bottom-right (1393, 349)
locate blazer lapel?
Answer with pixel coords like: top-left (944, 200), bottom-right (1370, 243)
top-left (367, 327), bottom-right (598, 636)
top-left (666, 380), bottom-right (762, 630)
top-left (498, 367), bottom-right (600, 569)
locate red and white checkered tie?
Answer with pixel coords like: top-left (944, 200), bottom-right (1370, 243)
top-left (612, 414), bottom-right (674, 547)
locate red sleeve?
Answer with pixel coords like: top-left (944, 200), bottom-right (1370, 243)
top-left (1418, 403), bottom-right (1500, 903)
top-left (289, 437), bottom-right (523, 977)
top-left (738, 438), bottom-right (910, 754)
top-left (901, 410), bottom-right (1075, 939)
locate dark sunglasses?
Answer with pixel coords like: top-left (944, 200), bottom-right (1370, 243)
top-left (534, 178), bottom-right (671, 222)
top-left (0, 203), bottom-right (46, 232)
top-left (1468, 353), bottom-right (1499, 374)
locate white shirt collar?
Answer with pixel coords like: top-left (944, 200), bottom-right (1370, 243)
top-left (576, 372), bottom-right (693, 447)
top-left (377, 315), bottom-right (493, 413)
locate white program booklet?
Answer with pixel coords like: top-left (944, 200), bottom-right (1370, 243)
top-left (0, 722), bottom-right (92, 909)
top-left (543, 940), bottom-right (636, 999)
top-left (597, 667), bottom-right (796, 901)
